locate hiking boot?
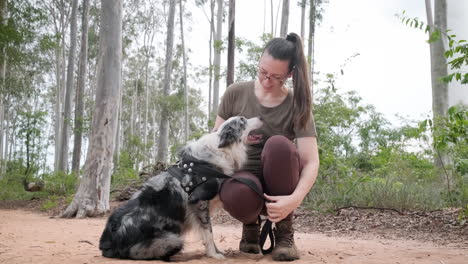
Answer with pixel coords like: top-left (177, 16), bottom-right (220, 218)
top-left (239, 222), bottom-right (261, 254)
top-left (272, 215), bottom-right (299, 261)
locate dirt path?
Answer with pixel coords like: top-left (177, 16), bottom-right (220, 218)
top-left (0, 210), bottom-right (467, 264)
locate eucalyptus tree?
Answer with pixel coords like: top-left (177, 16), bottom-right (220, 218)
top-left (226, 0), bottom-right (235, 87)
top-left (280, 0), bottom-right (289, 37)
top-left (179, 0), bottom-right (189, 142)
top-left (425, 0), bottom-right (448, 119)
top-left (156, 0), bottom-right (176, 162)
top-left (299, 0), bottom-right (306, 40)
top-left (0, 0), bottom-right (8, 174)
top-left (211, 0), bottom-right (223, 120)
top-left (58, 0), bottom-right (78, 173)
top-left (425, 0), bottom-right (449, 175)
top-left (61, 0), bottom-right (122, 218)
top-left (71, 0), bottom-right (90, 174)
top-left (40, 0), bottom-right (71, 172)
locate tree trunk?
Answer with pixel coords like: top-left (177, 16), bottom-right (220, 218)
top-left (300, 0), bottom-right (306, 40)
top-left (0, 0), bottom-right (7, 176)
top-left (425, 0), bottom-right (449, 177)
top-left (212, 0), bottom-right (223, 118)
top-left (308, 0), bottom-right (316, 86)
top-left (156, 0), bottom-right (176, 162)
top-left (61, 0), bottom-right (122, 218)
top-left (179, 0), bottom-right (189, 142)
top-left (71, 0), bottom-right (89, 174)
top-left (280, 0), bottom-right (289, 37)
top-left (227, 0), bottom-right (235, 87)
top-left (208, 0), bottom-right (215, 129)
top-left (58, 0), bottom-right (79, 173)
top-left (270, 0), bottom-right (274, 36)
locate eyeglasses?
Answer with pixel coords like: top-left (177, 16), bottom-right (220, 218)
top-left (257, 68), bottom-right (288, 85)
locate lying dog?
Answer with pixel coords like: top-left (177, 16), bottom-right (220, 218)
top-left (99, 116), bottom-right (262, 261)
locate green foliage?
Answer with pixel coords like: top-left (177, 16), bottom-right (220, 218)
top-left (399, 11), bottom-right (468, 85)
top-left (42, 171), bottom-right (78, 196)
top-left (235, 33), bottom-right (272, 82)
top-left (112, 150), bottom-right (139, 189)
top-left (306, 74), bottom-right (449, 211)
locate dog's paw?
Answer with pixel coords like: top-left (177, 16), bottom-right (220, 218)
top-left (208, 252), bottom-right (225, 260)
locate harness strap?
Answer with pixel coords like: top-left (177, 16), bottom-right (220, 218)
top-left (187, 164), bottom-right (275, 254)
top-left (168, 159), bottom-right (275, 255)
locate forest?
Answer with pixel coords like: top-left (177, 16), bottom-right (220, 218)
top-left (0, 0), bottom-right (466, 224)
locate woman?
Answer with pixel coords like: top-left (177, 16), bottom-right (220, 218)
top-left (213, 32), bottom-right (319, 261)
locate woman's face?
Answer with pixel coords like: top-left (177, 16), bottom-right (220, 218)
top-left (257, 52), bottom-right (291, 91)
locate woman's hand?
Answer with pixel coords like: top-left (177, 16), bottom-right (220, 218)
top-left (264, 193), bottom-right (302, 223)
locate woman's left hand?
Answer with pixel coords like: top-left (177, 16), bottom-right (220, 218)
top-left (264, 193), bottom-right (301, 223)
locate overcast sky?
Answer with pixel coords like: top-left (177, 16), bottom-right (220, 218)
top-left (187, 0), bottom-right (467, 126)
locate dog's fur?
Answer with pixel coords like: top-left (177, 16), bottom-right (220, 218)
top-left (99, 116), bottom-right (262, 261)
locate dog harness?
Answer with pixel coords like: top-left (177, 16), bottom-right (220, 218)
top-left (167, 156), bottom-right (275, 255)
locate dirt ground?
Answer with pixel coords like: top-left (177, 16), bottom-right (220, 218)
top-left (0, 208), bottom-right (467, 264)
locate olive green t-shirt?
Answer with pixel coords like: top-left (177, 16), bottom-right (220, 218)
top-left (218, 80), bottom-right (317, 174)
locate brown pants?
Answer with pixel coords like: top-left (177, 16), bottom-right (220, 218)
top-left (219, 135), bottom-right (301, 224)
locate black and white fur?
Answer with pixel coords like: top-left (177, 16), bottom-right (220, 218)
top-left (99, 116), bottom-right (262, 261)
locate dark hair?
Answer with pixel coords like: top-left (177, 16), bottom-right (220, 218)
top-left (262, 33), bottom-right (311, 130)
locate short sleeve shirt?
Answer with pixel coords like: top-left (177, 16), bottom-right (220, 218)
top-left (218, 80), bottom-right (317, 173)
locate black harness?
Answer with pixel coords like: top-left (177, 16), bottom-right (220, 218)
top-left (167, 157), bottom-right (275, 255)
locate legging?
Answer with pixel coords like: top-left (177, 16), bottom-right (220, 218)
top-left (219, 135), bottom-right (301, 224)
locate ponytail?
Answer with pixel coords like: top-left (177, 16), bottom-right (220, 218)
top-left (263, 33), bottom-right (311, 130)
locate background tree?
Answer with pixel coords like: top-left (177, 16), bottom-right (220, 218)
top-left (179, 0), bottom-right (188, 142)
top-left (156, 0), bottom-right (176, 162)
top-left (61, 0), bottom-right (122, 218)
top-left (226, 0), bottom-right (235, 87)
top-left (71, 0), bottom-right (90, 174)
top-left (57, 0), bottom-right (78, 173)
top-left (0, 0), bottom-right (8, 175)
top-left (211, 0), bottom-right (223, 119)
top-left (425, 0), bottom-right (449, 175)
top-left (280, 0), bottom-right (289, 37)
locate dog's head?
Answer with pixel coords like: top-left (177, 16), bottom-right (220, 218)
top-left (217, 116), bottom-right (263, 148)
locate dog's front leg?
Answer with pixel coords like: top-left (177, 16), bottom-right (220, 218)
top-left (195, 201), bottom-right (225, 259)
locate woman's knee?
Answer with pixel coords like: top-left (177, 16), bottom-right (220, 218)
top-left (261, 135), bottom-right (301, 195)
top-left (219, 171), bottom-right (263, 224)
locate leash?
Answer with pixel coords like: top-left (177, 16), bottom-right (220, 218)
top-left (168, 157), bottom-right (275, 254)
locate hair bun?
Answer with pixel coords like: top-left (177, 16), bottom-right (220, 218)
top-left (286, 34), bottom-right (296, 43)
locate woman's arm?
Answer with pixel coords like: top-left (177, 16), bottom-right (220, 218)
top-left (212, 115), bottom-right (226, 132)
top-left (264, 136), bottom-right (319, 222)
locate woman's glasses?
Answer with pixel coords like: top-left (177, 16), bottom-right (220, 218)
top-left (257, 68), bottom-right (288, 85)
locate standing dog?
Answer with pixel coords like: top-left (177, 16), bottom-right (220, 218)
top-left (99, 116), bottom-right (262, 261)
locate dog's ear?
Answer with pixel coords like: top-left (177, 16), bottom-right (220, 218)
top-left (218, 126), bottom-right (237, 148)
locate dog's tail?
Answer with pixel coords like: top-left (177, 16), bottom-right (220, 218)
top-left (128, 232), bottom-right (183, 261)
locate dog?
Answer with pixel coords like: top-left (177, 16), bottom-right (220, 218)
top-left (99, 116), bottom-right (263, 261)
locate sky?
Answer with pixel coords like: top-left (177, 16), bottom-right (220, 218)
top-left (187, 0), bottom-right (467, 127)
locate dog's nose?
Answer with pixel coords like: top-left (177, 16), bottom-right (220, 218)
top-left (258, 116), bottom-right (263, 121)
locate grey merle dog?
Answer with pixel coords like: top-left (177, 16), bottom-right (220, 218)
top-left (99, 116), bottom-right (263, 261)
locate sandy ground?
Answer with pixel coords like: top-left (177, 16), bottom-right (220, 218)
top-left (0, 210), bottom-right (467, 264)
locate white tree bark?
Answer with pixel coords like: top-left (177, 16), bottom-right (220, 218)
top-left (208, 0), bottom-right (215, 129)
top-left (227, 0), bottom-right (235, 87)
top-left (280, 0), bottom-right (289, 37)
top-left (425, 0), bottom-right (449, 175)
top-left (58, 0), bottom-right (78, 173)
top-left (211, 0), bottom-right (223, 118)
top-left (179, 0), bottom-right (189, 142)
top-left (72, 0), bottom-right (89, 174)
top-left (300, 0), bottom-right (306, 40)
top-left (0, 0), bottom-right (7, 175)
top-left (156, 0), bottom-right (176, 162)
top-left (426, 0), bottom-right (448, 119)
top-left (61, 0), bottom-right (122, 218)
top-left (308, 0), bottom-right (316, 86)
